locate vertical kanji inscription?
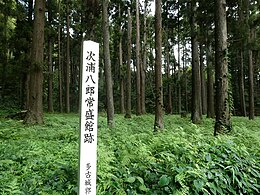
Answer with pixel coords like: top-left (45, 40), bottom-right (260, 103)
top-left (79, 41), bottom-right (99, 195)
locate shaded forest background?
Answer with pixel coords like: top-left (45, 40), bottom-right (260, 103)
top-left (1, 1), bottom-right (260, 193)
top-left (0, 0), bottom-right (260, 124)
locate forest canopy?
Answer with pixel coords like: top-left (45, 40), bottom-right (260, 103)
top-left (0, 0), bottom-right (260, 129)
top-left (0, 0), bottom-right (260, 194)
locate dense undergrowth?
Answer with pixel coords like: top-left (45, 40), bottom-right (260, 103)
top-left (0, 111), bottom-right (259, 194)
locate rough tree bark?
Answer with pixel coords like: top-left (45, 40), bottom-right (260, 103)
top-left (200, 44), bottom-right (207, 115)
top-left (214, 0), bottom-right (232, 135)
top-left (166, 40), bottom-right (173, 114)
top-left (103, 0), bottom-right (115, 128)
top-left (177, 1), bottom-right (181, 114)
top-left (48, 38), bottom-right (54, 113)
top-left (154, 0), bottom-right (164, 130)
top-left (246, 0), bottom-right (255, 120)
top-left (24, 0), bottom-right (45, 124)
top-left (248, 28), bottom-right (255, 120)
top-left (24, 0), bottom-right (33, 110)
top-left (58, 0), bottom-right (63, 112)
top-left (48, 0), bottom-right (54, 113)
top-left (206, 38), bottom-right (215, 118)
top-left (65, 0), bottom-right (70, 113)
top-left (125, 8), bottom-right (132, 119)
top-left (239, 50), bottom-right (246, 116)
top-left (141, 0), bottom-right (148, 114)
top-left (183, 44), bottom-right (188, 112)
top-left (165, 4), bottom-right (172, 115)
top-left (1, 14), bottom-right (8, 104)
top-left (191, 0), bottom-right (202, 124)
top-left (119, 5), bottom-right (125, 114)
top-left (135, 0), bottom-right (141, 115)
top-left (238, 0), bottom-right (246, 116)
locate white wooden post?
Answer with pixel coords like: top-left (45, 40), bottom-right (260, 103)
top-left (79, 40), bottom-right (99, 195)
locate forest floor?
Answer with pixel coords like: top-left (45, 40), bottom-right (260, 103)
top-left (0, 112), bottom-right (259, 194)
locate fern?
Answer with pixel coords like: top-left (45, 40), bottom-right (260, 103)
top-left (0, 113), bottom-right (259, 194)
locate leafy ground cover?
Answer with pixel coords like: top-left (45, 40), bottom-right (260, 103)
top-left (0, 112), bottom-right (259, 194)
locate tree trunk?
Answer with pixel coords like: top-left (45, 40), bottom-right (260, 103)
top-left (125, 8), bottom-right (132, 119)
top-left (200, 44), bottom-right (207, 115)
top-left (119, 6), bottom-right (125, 114)
top-left (65, 0), bottom-right (70, 113)
top-left (239, 50), bottom-right (246, 116)
top-left (120, 78), bottom-right (125, 114)
top-left (48, 39), bottom-right (54, 113)
top-left (191, 0), bottom-right (202, 124)
top-left (0, 15), bottom-right (8, 105)
top-left (206, 40), bottom-right (215, 118)
top-left (214, 0), bottom-right (231, 135)
top-left (177, 2), bottom-right (181, 114)
top-left (141, 0), bottom-right (148, 114)
top-left (165, 22), bottom-right (172, 114)
top-left (24, 0), bottom-right (45, 124)
top-left (173, 56), bottom-right (177, 113)
top-left (48, 0), bottom-right (54, 113)
top-left (24, 0), bottom-right (33, 110)
top-left (58, 1), bottom-right (63, 112)
top-left (135, 0), bottom-right (141, 115)
top-left (238, 0), bottom-right (246, 117)
top-left (248, 29), bottom-right (255, 120)
top-left (103, 0), bottom-right (115, 128)
top-left (177, 48), bottom-right (182, 114)
top-left (154, 0), bottom-right (164, 130)
top-left (248, 24), bottom-right (255, 120)
top-left (70, 55), bottom-right (79, 112)
top-left (166, 42), bottom-right (172, 114)
top-left (58, 22), bottom-right (63, 112)
top-left (183, 43), bottom-right (188, 112)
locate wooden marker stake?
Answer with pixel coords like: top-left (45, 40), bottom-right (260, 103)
top-left (79, 40), bottom-right (99, 195)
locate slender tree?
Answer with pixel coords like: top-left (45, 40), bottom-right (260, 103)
top-left (125, 8), bottom-right (132, 118)
top-left (248, 28), bottom-right (255, 120)
top-left (206, 36), bottom-right (215, 118)
top-left (239, 49), bottom-right (247, 116)
top-left (65, 0), bottom-right (70, 113)
top-left (214, 0), bottom-right (231, 135)
top-left (183, 43), bottom-right (188, 113)
top-left (246, 0), bottom-right (255, 120)
top-left (25, 0), bottom-right (34, 110)
top-left (24, 0), bottom-right (45, 124)
top-left (0, 6), bottom-right (8, 104)
top-left (103, 0), bottom-right (114, 128)
top-left (154, 0), bottom-right (164, 130)
top-left (164, 0), bottom-right (172, 114)
top-left (47, 0), bottom-right (54, 113)
top-left (165, 36), bottom-right (173, 114)
top-left (141, 0), bottom-right (148, 114)
top-left (118, 5), bottom-right (125, 114)
top-left (136, 0), bottom-right (141, 115)
top-left (191, 0), bottom-right (202, 124)
top-left (238, 0), bottom-right (246, 116)
top-left (58, 0), bottom-right (63, 112)
top-left (200, 44), bottom-right (207, 115)
top-left (177, 0), bottom-right (181, 114)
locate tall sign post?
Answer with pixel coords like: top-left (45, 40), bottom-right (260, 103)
top-left (79, 41), bottom-right (99, 195)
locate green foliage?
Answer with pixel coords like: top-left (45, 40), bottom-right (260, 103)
top-left (96, 115), bottom-right (260, 194)
top-left (0, 114), bottom-right (79, 194)
top-left (0, 113), bottom-right (260, 194)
